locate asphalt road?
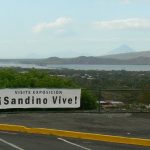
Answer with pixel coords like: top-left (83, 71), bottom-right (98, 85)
top-left (0, 113), bottom-right (150, 138)
top-left (0, 131), bottom-right (149, 150)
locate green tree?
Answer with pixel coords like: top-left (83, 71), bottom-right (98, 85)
top-left (139, 85), bottom-right (150, 104)
top-left (81, 90), bottom-right (97, 110)
top-left (0, 68), bottom-right (97, 110)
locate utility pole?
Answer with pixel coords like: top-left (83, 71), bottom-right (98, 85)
top-left (98, 87), bottom-right (101, 113)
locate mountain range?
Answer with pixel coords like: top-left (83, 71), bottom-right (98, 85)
top-left (0, 50), bottom-right (150, 65)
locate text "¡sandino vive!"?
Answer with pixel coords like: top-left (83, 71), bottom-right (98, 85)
top-left (0, 96), bottom-right (78, 105)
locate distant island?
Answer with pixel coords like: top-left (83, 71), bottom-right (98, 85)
top-left (0, 51), bottom-right (150, 65)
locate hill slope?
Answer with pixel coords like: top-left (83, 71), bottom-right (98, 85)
top-left (100, 51), bottom-right (150, 60)
top-left (0, 51), bottom-right (150, 65)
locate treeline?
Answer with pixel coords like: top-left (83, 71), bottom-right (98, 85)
top-left (0, 67), bottom-right (150, 106)
top-left (24, 68), bottom-right (149, 104)
top-left (47, 69), bottom-right (150, 89)
top-left (0, 68), bottom-right (97, 110)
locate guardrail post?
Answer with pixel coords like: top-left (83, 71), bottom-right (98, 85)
top-left (98, 88), bottom-right (101, 113)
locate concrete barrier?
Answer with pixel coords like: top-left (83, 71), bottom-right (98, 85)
top-left (0, 124), bottom-right (150, 147)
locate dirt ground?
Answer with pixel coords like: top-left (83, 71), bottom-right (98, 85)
top-left (0, 112), bottom-right (150, 139)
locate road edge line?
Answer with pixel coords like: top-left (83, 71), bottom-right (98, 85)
top-left (0, 124), bottom-right (150, 147)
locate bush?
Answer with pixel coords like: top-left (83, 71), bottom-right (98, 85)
top-left (0, 68), bottom-right (97, 110)
top-left (81, 89), bottom-right (97, 110)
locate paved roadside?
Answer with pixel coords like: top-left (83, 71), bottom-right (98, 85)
top-left (0, 112), bottom-right (150, 139)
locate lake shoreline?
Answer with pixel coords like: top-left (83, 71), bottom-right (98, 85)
top-left (0, 63), bottom-right (150, 71)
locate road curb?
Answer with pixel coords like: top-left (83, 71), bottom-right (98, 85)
top-left (0, 124), bottom-right (150, 147)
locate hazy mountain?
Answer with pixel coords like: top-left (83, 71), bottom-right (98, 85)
top-left (41, 51), bottom-right (150, 65)
top-left (108, 44), bottom-right (135, 55)
top-left (25, 53), bottom-right (44, 59)
top-left (0, 51), bottom-right (150, 65)
top-left (101, 50), bottom-right (150, 60)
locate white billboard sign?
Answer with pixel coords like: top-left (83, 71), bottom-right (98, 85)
top-left (0, 89), bottom-right (81, 109)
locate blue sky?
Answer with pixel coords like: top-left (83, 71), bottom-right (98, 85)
top-left (0, 0), bottom-right (150, 58)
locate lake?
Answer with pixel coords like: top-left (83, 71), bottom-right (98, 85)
top-left (0, 63), bottom-right (150, 71)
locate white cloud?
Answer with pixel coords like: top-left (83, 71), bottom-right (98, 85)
top-left (33, 17), bottom-right (73, 33)
top-left (93, 18), bottom-right (150, 29)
